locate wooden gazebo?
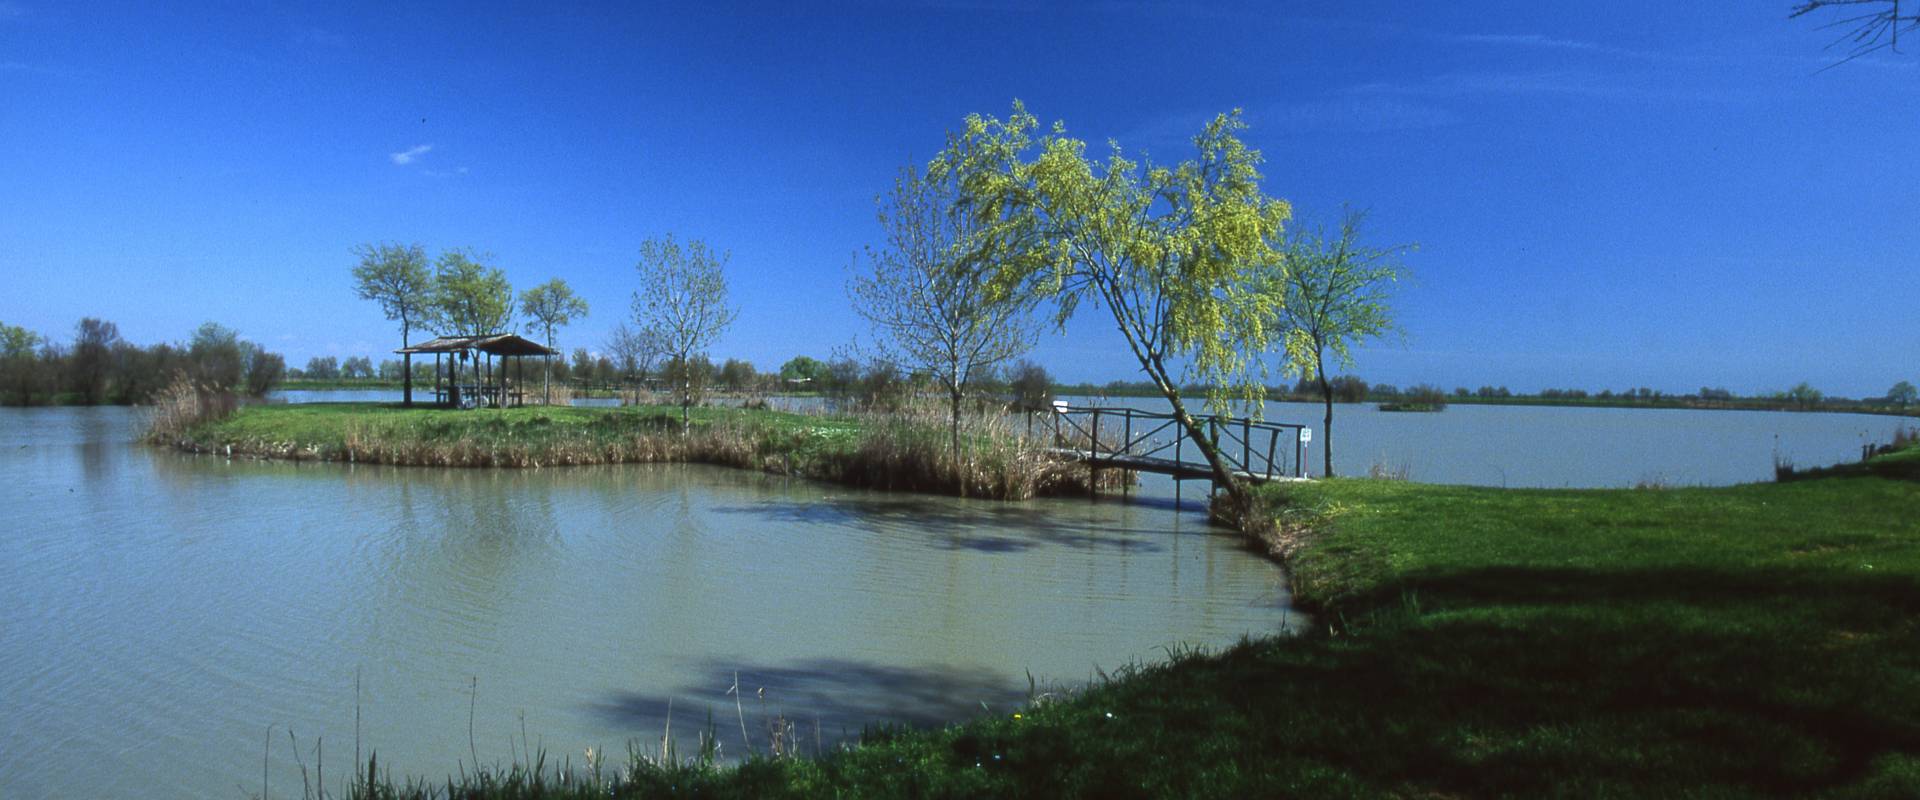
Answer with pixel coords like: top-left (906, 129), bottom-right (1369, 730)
top-left (396, 333), bottom-right (557, 408)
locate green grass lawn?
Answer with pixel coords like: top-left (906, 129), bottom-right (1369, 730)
top-left (238, 414), bottom-right (1920, 798)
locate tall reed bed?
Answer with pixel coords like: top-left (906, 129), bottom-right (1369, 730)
top-left (142, 373), bottom-right (239, 444)
top-left (826, 400), bottom-right (1125, 499)
top-left (180, 401), bottom-right (1123, 500)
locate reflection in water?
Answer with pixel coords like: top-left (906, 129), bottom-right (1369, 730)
top-left (2, 407), bottom-right (1291, 797)
top-left (17, 393), bottom-right (1898, 793)
top-left (596, 657), bottom-right (1030, 748)
top-left (709, 497), bottom-right (1179, 554)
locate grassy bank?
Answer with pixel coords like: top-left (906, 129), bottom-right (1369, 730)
top-left (286, 440), bottom-right (1920, 799)
top-left (165, 402), bottom-right (1115, 500)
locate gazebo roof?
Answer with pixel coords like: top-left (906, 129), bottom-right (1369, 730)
top-left (395, 333), bottom-right (557, 357)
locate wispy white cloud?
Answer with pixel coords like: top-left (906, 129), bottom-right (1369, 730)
top-left (1256, 95), bottom-right (1459, 134)
top-left (1109, 95), bottom-right (1458, 154)
top-left (0, 60), bottom-right (67, 78)
top-left (389, 144), bottom-right (432, 165)
top-left (1442, 32), bottom-right (1620, 54)
top-left (1352, 70), bottom-right (1750, 104)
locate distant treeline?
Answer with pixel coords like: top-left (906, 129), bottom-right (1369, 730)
top-left (286, 351), bottom-right (1060, 412)
top-left (1051, 376), bottom-right (1920, 415)
top-left (0, 318), bottom-right (286, 406)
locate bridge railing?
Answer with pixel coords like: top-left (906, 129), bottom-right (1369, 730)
top-left (1032, 404), bottom-right (1309, 481)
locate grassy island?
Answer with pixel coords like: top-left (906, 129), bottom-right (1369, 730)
top-left (264, 433), bottom-right (1920, 798)
top-left (163, 402), bottom-right (1114, 500)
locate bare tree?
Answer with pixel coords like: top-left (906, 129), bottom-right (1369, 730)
top-left (603, 321), bottom-right (660, 384)
top-left (851, 164), bottom-right (1040, 457)
top-left (70, 317), bottom-right (122, 405)
top-left (631, 235), bottom-right (737, 425)
top-left (1792, 1), bottom-right (1920, 64)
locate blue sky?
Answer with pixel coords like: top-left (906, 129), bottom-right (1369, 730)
top-left (2, 1), bottom-right (1914, 397)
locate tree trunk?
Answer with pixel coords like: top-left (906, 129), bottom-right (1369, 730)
top-left (949, 388), bottom-right (963, 462)
top-left (1316, 357), bottom-right (1334, 478)
top-left (1161, 391), bottom-right (1251, 513)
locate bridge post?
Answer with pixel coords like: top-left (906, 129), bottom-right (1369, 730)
top-left (1207, 417), bottom-right (1220, 495)
top-left (1090, 407), bottom-right (1102, 498)
top-left (1242, 417), bottom-right (1251, 476)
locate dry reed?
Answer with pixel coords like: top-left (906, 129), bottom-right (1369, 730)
top-left (143, 373), bottom-right (238, 444)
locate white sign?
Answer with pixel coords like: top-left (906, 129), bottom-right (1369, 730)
top-left (1300, 428), bottom-right (1312, 442)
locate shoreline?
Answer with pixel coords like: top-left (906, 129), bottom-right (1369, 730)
top-left (159, 401), bottom-right (1128, 501)
top-left (277, 437), bottom-right (1920, 797)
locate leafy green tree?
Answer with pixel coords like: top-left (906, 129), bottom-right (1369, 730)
top-left (341, 356), bottom-right (375, 380)
top-left (519, 278), bottom-right (589, 403)
top-left (245, 351), bottom-right (285, 396)
top-left (1786, 381), bottom-right (1824, 411)
top-left (631, 235), bottom-right (737, 425)
top-left (851, 163), bottom-right (1040, 456)
top-left (570, 348), bottom-right (594, 384)
top-left (934, 103), bottom-right (1291, 510)
top-left (431, 250), bottom-right (514, 337)
top-left (779, 355), bottom-right (827, 384)
top-left (0, 323), bottom-right (43, 405)
top-left (719, 358), bottom-right (757, 392)
top-left (1888, 380), bottom-right (1916, 408)
top-left (1328, 375), bottom-right (1371, 404)
top-left (304, 356), bottom-right (340, 381)
top-left (430, 249), bottom-right (514, 387)
top-left (188, 322), bottom-right (246, 390)
top-left (352, 242), bottom-right (433, 406)
top-left (1271, 209), bottom-right (1406, 477)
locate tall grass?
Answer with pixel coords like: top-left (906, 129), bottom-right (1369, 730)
top-left (142, 373), bottom-right (238, 444)
top-left (180, 401), bottom-right (1123, 500)
top-left (518, 384), bottom-right (582, 407)
top-left (829, 399), bottom-right (1127, 499)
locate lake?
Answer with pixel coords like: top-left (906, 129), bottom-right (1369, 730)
top-left (275, 390), bottom-right (1916, 487)
top-left (1064, 396), bottom-right (1912, 488)
top-left (0, 406), bottom-right (1290, 798)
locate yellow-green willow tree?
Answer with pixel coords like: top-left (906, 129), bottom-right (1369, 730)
top-left (933, 103), bottom-right (1295, 513)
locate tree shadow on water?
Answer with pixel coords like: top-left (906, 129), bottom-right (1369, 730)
top-left (592, 657), bottom-right (1028, 749)
top-left (709, 497), bottom-right (1175, 555)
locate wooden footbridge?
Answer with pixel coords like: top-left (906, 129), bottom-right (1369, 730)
top-left (1032, 403), bottom-right (1311, 486)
